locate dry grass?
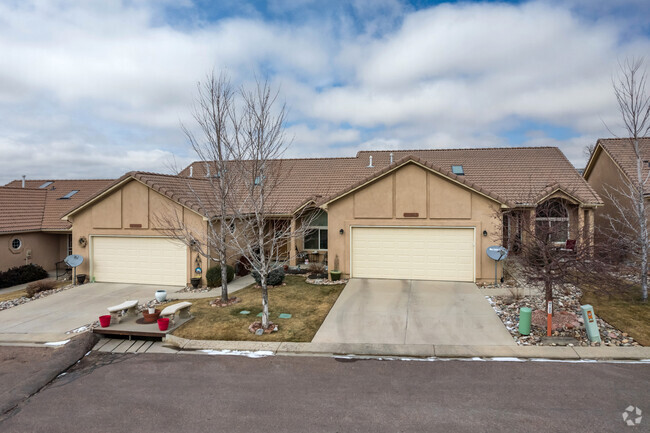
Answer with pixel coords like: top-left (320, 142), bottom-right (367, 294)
top-left (163, 275), bottom-right (345, 342)
top-left (0, 280), bottom-right (69, 303)
top-left (581, 286), bottom-right (650, 346)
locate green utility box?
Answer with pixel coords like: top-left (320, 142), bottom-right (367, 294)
top-left (580, 304), bottom-right (601, 343)
top-left (519, 307), bottom-right (532, 335)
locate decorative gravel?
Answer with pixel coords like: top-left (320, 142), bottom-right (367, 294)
top-left (487, 283), bottom-right (641, 347)
top-left (0, 283), bottom-right (74, 312)
top-left (305, 278), bottom-right (348, 285)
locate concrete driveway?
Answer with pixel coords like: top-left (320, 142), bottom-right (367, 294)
top-left (312, 279), bottom-right (515, 346)
top-left (0, 283), bottom-right (180, 342)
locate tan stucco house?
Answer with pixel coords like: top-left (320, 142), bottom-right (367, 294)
top-left (0, 179), bottom-right (114, 273)
top-left (61, 146), bottom-right (601, 286)
top-left (583, 137), bottom-right (650, 240)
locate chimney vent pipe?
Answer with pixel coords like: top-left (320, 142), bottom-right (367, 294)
top-left (22, 175), bottom-right (25, 188)
top-left (390, 152), bottom-right (394, 164)
top-left (189, 166), bottom-right (193, 177)
top-left (367, 155), bottom-right (374, 168)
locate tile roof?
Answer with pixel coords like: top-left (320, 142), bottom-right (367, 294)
top-left (0, 188), bottom-right (47, 233)
top-left (1, 179), bottom-right (114, 232)
top-left (595, 138), bottom-right (650, 194)
top-left (66, 146), bottom-right (602, 220)
top-left (181, 146), bottom-right (602, 209)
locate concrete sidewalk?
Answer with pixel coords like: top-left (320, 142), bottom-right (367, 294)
top-left (159, 334), bottom-right (650, 361)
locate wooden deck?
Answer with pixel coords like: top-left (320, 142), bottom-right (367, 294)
top-left (93, 315), bottom-right (193, 339)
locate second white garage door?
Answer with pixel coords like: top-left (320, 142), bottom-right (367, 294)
top-left (92, 236), bottom-right (188, 286)
top-left (351, 227), bottom-right (475, 282)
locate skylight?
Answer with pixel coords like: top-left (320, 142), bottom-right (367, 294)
top-left (451, 165), bottom-right (464, 175)
top-left (39, 181), bottom-right (53, 189)
top-left (60, 190), bottom-right (79, 199)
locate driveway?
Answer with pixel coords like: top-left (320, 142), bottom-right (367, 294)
top-left (0, 283), bottom-right (181, 341)
top-left (312, 279), bottom-right (515, 346)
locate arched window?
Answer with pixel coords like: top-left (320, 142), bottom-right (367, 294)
top-left (536, 199), bottom-right (569, 243)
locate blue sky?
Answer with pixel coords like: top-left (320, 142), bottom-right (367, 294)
top-left (1, 0), bottom-right (649, 184)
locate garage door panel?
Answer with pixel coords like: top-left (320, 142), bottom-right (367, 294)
top-left (351, 227), bottom-right (474, 282)
top-left (92, 237), bottom-right (187, 286)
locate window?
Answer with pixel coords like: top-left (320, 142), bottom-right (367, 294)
top-left (304, 212), bottom-right (328, 250)
top-left (11, 238), bottom-right (21, 250)
top-left (451, 165), bottom-right (464, 175)
top-left (39, 181), bottom-right (53, 189)
top-left (59, 190), bottom-right (79, 199)
top-left (254, 176), bottom-right (263, 186)
top-left (536, 199), bottom-right (569, 243)
top-left (67, 234), bottom-right (73, 256)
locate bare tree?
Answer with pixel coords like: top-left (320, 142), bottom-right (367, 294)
top-left (503, 200), bottom-right (591, 310)
top-left (225, 79), bottom-right (317, 330)
top-left (181, 72), bottom-right (237, 302)
top-left (600, 58), bottom-right (650, 302)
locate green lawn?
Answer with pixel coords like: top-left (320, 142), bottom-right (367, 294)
top-left (581, 286), bottom-right (650, 346)
top-left (163, 275), bottom-right (345, 342)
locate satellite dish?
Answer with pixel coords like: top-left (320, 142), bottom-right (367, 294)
top-left (64, 254), bottom-right (83, 268)
top-left (486, 246), bottom-right (508, 261)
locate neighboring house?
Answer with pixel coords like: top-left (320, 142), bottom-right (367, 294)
top-left (583, 137), bottom-right (650, 240)
top-left (62, 146), bottom-right (601, 286)
top-left (0, 179), bottom-right (114, 273)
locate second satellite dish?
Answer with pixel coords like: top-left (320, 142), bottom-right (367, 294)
top-left (64, 254), bottom-right (84, 267)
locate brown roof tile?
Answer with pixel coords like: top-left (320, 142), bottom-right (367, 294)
top-left (2, 179), bottom-right (114, 231)
top-left (0, 188), bottom-right (47, 233)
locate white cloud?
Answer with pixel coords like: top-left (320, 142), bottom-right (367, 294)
top-left (0, 0), bottom-right (648, 183)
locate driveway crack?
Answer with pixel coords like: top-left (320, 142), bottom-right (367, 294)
top-left (403, 280), bottom-right (413, 344)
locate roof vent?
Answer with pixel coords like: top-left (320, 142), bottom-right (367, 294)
top-left (21, 175), bottom-right (26, 188)
top-left (189, 166), bottom-right (193, 177)
top-left (367, 155), bottom-right (374, 168)
top-left (390, 153), bottom-right (394, 164)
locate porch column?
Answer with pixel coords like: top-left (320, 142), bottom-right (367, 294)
top-left (289, 217), bottom-right (297, 266)
top-left (577, 206), bottom-right (585, 253)
top-left (522, 208), bottom-right (535, 245)
top-left (585, 209), bottom-right (594, 257)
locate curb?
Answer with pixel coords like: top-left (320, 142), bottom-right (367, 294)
top-left (0, 332), bottom-right (99, 416)
top-left (163, 335), bottom-right (650, 361)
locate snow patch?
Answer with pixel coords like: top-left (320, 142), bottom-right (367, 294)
top-left (195, 349), bottom-right (274, 358)
top-left (489, 357), bottom-right (525, 362)
top-left (44, 339), bottom-right (70, 347)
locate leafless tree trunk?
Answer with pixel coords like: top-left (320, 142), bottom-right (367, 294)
top-left (601, 58), bottom-right (650, 302)
top-left (224, 78), bottom-right (317, 329)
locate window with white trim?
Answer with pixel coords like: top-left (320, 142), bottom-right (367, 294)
top-left (304, 212), bottom-right (328, 250)
top-left (536, 199), bottom-right (569, 243)
top-left (11, 238), bottom-right (21, 250)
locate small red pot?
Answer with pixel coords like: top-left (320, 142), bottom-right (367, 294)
top-left (157, 317), bottom-right (170, 331)
top-left (99, 315), bottom-right (111, 328)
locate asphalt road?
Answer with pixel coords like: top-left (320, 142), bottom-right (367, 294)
top-left (1, 352), bottom-right (648, 432)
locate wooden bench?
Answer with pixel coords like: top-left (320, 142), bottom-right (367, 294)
top-left (107, 300), bottom-right (139, 324)
top-left (160, 302), bottom-right (192, 325)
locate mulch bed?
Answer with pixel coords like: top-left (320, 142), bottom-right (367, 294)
top-left (248, 321), bottom-right (278, 334)
top-left (210, 297), bottom-right (241, 307)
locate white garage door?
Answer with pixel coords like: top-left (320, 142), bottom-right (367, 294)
top-left (92, 237), bottom-right (187, 285)
top-left (351, 227), bottom-right (475, 281)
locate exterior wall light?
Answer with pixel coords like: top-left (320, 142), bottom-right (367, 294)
top-left (483, 230), bottom-right (488, 237)
top-left (339, 229), bottom-right (344, 235)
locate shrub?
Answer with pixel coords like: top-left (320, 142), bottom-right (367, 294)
top-left (0, 264), bottom-right (49, 289)
top-left (25, 280), bottom-right (57, 298)
top-left (308, 262), bottom-right (326, 275)
top-left (206, 264), bottom-right (235, 287)
top-left (252, 268), bottom-right (285, 286)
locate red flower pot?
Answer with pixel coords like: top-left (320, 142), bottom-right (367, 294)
top-left (99, 315), bottom-right (111, 327)
top-left (157, 317), bottom-right (170, 331)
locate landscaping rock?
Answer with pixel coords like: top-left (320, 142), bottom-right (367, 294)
top-left (487, 282), bottom-right (640, 347)
top-left (0, 283), bottom-right (74, 312)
